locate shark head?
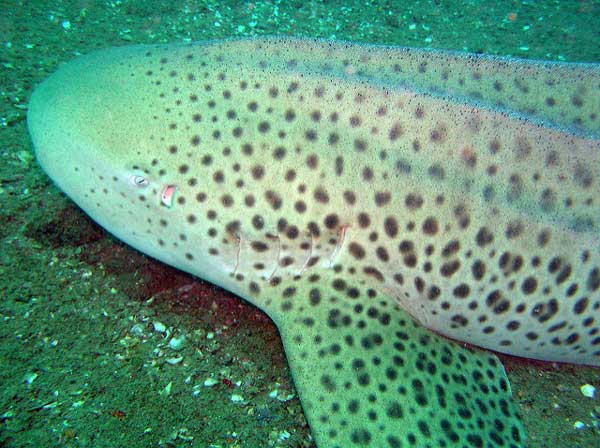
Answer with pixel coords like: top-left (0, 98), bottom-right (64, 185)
top-left (28, 44), bottom-right (243, 288)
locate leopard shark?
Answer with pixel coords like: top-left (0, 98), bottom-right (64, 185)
top-left (27, 37), bottom-right (600, 448)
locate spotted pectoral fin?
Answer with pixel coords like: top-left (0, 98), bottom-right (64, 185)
top-left (270, 274), bottom-right (525, 448)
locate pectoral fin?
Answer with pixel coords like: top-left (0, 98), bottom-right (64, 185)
top-left (268, 272), bottom-right (525, 448)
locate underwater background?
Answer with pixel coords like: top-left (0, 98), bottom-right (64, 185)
top-left (1, 1), bottom-right (599, 447)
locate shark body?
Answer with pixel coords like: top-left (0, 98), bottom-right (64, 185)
top-left (28, 37), bottom-right (600, 448)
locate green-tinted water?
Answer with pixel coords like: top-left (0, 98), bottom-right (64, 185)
top-left (1, 1), bottom-right (599, 447)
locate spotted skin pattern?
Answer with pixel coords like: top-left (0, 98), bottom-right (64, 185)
top-left (28, 37), bottom-right (600, 448)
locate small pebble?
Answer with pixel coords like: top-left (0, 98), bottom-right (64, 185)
top-left (160, 381), bottom-right (172, 396)
top-left (153, 321), bottom-right (166, 333)
top-left (580, 384), bottom-right (596, 398)
top-left (23, 372), bottom-right (38, 385)
top-left (165, 357), bottom-right (183, 365)
top-left (130, 323), bottom-right (145, 336)
top-left (169, 335), bottom-right (186, 351)
top-left (1, 411), bottom-right (14, 421)
top-left (203, 378), bottom-right (219, 387)
top-left (573, 421), bottom-right (585, 430)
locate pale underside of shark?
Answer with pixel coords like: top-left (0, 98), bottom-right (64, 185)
top-left (28, 37), bottom-right (600, 448)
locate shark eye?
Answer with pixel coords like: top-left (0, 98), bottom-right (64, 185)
top-left (129, 175), bottom-right (149, 187)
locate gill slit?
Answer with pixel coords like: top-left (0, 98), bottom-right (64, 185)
top-left (299, 233), bottom-right (314, 276)
top-left (232, 233), bottom-right (242, 276)
top-left (267, 234), bottom-right (281, 281)
top-left (327, 224), bottom-right (350, 267)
